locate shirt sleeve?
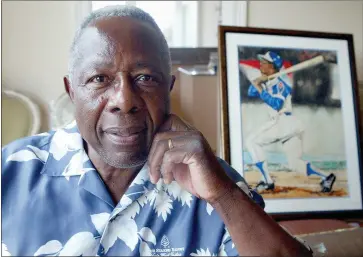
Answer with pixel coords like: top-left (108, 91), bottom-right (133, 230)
top-left (247, 84), bottom-right (260, 97)
top-left (259, 79), bottom-right (292, 111)
top-left (216, 157), bottom-right (265, 209)
top-left (218, 228), bottom-right (238, 256)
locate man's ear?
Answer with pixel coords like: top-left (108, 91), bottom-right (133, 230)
top-left (169, 75), bottom-right (176, 92)
top-left (63, 75), bottom-right (75, 102)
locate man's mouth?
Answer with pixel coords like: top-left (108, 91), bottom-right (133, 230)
top-left (103, 126), bottom-right (146, 145)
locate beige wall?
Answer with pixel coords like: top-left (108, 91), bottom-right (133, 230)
top-left (2, 1), bottom-right (362, 133)
top-left (247, 1), bottom-right (363, 81)
top-left (2, 1), bottom-right (76, 131)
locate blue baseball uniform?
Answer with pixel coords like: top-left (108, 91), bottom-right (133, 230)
top-left (243, 51), bottom-right (334, 191)
top-left (245, 75), bottom-right (306, 183)
top-left (247, 77), bottom-right (292, 114)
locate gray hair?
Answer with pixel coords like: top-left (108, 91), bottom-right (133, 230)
top-left (68, 5), bottom-right (171, 83)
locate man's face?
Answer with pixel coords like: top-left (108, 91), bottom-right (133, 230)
top-left (260, 59), bottom-right (276, 76)
top-left (66, 17), bottom-right (173, 168)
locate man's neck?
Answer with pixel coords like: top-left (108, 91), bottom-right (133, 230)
top-left (87, 147), bottom-right (144, 205)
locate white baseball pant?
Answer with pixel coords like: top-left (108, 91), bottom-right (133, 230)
top-left (246, 114), bottom-right (307, 174)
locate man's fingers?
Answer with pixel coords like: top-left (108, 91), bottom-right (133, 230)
top-left (148, 136), bottom-right (195, 184)
top-left (161, 161), bottom-right (174, 184)
top-left (148, 139), bottom-right (167, 183)
top-left (161, 147), bottom-right (193, 184)
top-left (148, 131), bottom-right (198, 162)
top-left (148, 132), bottom-right (195, 183)
top-left (148, 113), bottom-right (202, 184)
top-left (148, 136), bottom-right (186, 183)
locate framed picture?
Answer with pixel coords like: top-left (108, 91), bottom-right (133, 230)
top-left (218, 26), bottom-right (363, 219)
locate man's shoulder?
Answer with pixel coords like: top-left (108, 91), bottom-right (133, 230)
top-left (2, 131), bottom-right (54, 155)
top-left (216, 157), bottom-right (245, 183)
top-left (277, 76), bottom-right (292, 89)
top-left (216, 157), bottom-right (265, 209)
top-left (2, 121), bottom-right (80, 163)
top-left (2, 131), bottom-right (56, 172)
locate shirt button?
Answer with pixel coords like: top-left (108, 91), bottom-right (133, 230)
top-left (98, 247), bottom-right (105, 256)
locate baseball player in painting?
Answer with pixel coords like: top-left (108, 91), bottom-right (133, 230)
top-left (246, 51), bottom-right (336, 193)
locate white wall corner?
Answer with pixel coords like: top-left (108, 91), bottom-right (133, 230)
top-left (221, 1), bottom-right (248, 27)
top-left (235, 1), bottom-right (248, 27)
top-left (196, 1), bottom-right (202, 47)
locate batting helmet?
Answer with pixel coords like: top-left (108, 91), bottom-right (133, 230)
top-left (258, 51), bottom-right (283, 70)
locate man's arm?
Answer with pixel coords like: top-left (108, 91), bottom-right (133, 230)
top-left (247, 84), bottom-right (260, 97)
top-left (251, 75), bottom-right (265, 94)
top-left (252, 76), bottom-right (291, 111)
top-left (211, 184), bottom-right (312, 257)
top-left (259, 90), bottom-right (285, 111)
top-left (147, 115), bottom-right (312, 257)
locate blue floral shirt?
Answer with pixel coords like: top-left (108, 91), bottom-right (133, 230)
top-left (2, 121), bottom-right (265, 256)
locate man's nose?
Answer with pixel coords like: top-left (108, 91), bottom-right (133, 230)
top-left (106, 73), bottom-right (143, 114)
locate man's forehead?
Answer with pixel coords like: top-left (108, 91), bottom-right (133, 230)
top-left (88, 16), bottom-right (158, 43)
top-left (71, 17), bottom-right (167, 78)
top-left (76, 17), bottom-right (161, 56)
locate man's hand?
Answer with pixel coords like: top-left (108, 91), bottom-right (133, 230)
top-left (148, 116), bottom-right (313, 257)
top-left (252, 74), bottom-right (268, 93)
top-left (147, 114), bottom-right (235, 203)
top-left (254, 74), bottom-right (268, 84)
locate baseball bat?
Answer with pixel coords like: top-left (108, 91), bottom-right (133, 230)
top-left (267, 55), bottom-right (325, 80)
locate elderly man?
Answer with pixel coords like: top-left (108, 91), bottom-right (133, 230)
top-left (2, 5), bottom-right (312, 257)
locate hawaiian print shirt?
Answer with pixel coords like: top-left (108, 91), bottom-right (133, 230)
top-left (2, 121), bottom-right (265, 256)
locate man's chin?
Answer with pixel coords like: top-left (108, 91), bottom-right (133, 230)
top-left (100, 151), bottom-right (148, 169)
top-left (111, 160), bottom-right (147, 169)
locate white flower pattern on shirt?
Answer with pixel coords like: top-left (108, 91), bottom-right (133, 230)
top-left (2, 121), bottom-right (265, 256)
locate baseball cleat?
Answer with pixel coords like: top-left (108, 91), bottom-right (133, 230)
top-left (255, 181), bottom-right (275, 192)
top-left (320, 173), bottom-right (336, 193)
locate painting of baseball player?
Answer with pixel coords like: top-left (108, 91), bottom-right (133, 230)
top-left (245, 51), bottom-right (336, 193)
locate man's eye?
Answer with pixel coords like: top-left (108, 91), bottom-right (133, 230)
top-left (135, 75), bottom-right (160, 87)
top-left (137, 75), bottom-right (155, 82)
top-left (92, 75), bottom-right (109, 83)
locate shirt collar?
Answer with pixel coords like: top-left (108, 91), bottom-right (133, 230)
top-left (43, 121), bottom-right (151, 181)
top-left (43, 120), bottom-right (94, 178)
top-left (42, 120), bottom-right (154, 208)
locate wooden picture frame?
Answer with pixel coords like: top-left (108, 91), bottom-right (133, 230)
top-left (218, 26), bottom-right (363, 219)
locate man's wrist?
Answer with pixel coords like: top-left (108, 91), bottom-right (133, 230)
top-left (208, 183), bottom-right (255, 226)
top-left (208, 182), bottom-right (248, 208)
